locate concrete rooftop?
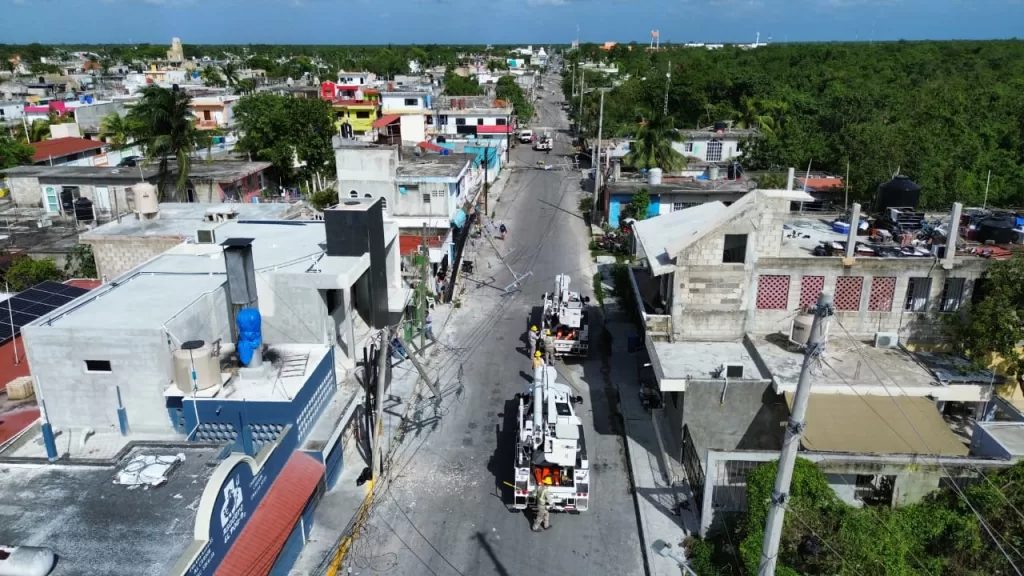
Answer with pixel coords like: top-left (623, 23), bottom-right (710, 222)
top-left (0, 445), bottom-right (220, 576)
top-left (752, 332), bottom-right (992, 403)
top-left (648, 340), bottom-right (769, 392)
top-left (1, 164), bottom-right (159, 181)
top-left (976, 422), bottom-right (1024, 457)
top-left (633, 201), bottom-right (727, 276)
top-left (80, 202), bottom-right (300, 240)
top-left (396, 153), bottom-right (472, 180)
top-left (165, 344), bottom-right (330, 402)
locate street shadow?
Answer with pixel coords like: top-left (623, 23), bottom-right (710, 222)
top-left (486, 400), bottom-right (519, 510)
top-left (538, 198), bottom-right (585, 222)
top-left (474, 532), bottom-right (512, 576)
top-left (518, 370), bottom-right (534, 383)
top-left (579, 306), bottom-right (627, 437)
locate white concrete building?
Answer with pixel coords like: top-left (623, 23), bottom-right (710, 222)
top-left (22, 199), bottom-right (408, 433)
top-left (671, 124), bottom-right (759, 164)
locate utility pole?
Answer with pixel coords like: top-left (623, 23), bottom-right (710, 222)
top-left (419, 223), bottom-right (429, 352)
top-left (506, 112), bottom-right (512, 165)
top-left (663, 60), bottom-right (672, 116)
top-left (592, 90), bottom-right (605, 212)
top-left (371, 329), bottom-right (388, 480)
top-left (482, 146), bottom-right (491, 216)
top-left (577, 69), bottom-right (585, 137)
top-left (758, 292), bottom-right (834, 576)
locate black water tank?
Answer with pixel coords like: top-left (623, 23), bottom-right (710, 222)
top-left (60, 188), bottom-right (75, 212)
top-left (977, 213), bottom-right (1016, 244)
top-left (875, 175), bottom-right (922, 211)
top-left (74, 197), bottom-right (94, 222)
top-left (713, 121), bottom-right (728, 132)
top-left (727, 162), bottom-right (743, 180)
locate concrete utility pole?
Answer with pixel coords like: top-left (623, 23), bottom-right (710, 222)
top-left (592, 89), bottom-right (605, 212)
top-left (577, 69), bottom-right (585, 137)
top-left (371, 329), bottom-right (388, 480)
top-left (419, 223), bottom-right (429, 352)
top-left (758, 292), bottom-right (834, 576)
top-left (483, 146), bottom-right (491, 216)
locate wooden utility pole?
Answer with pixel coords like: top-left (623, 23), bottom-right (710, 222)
top-left (419, 223), bottom-right (429, 352)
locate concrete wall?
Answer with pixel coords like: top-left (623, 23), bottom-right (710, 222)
top-left (334, 146), bottom-right (398, 209)
top-left (672, 136), bottom-right (743, 162)
top-left (399, 114), bottom-right (425, 144)
top-left (82, 235), bottom-right (185, 281)
top-left (22, 324), bottom-right (175, 432)
top-left (163, 286), bottom-right (232, 351)
top-left (668, 192), bottom-right (989, 344)
top-left (74, 101), bottom-right (125, 131)
top-left (10, 174), bottom-right (140, 212)
top-left (392, 181), bottom-right (452, 218)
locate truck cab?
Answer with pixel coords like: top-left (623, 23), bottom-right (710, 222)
top-left (519, 129), bottom-right (534, 144)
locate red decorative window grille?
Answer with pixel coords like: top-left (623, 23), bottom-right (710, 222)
top-left (756, 275), bottom-right (791, 310)
top-left (835, 277), bottom-right (865, 311)
top-left (799, 276), bottom-right (825, 309)
top-left (868, 277), bottom-right (897, 312)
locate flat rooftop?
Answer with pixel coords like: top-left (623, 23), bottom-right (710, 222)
top-left (0, 445), bottom-right (220, 576)
top-left (976, 422), bottom-right (1024, 457)
top-left (80, 202), bottom-right (300, 240)
top-left (790, 392), bottom-right (969, 456)
top-left (752, 333), bottom-right (992, 403)
top-left (164, 344), bottom-right (331, 402)
top-left (396, 153), bottom-right (472, 180)
top-left (649, 339), bottom-right (769, 392)
top-left (1, 164), bottom-right (160, 181)
top-left (186, 160), bottom-right (271, 183)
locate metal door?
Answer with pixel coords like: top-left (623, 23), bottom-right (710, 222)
top-left (94, 186), bottom-right (111, 215)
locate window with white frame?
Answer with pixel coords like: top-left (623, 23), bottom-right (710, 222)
top-left (904, 277), bottom-right (932, 312)
top-left (404, 98), bottom-right (418, 106)
top-left (683, 142), bottom-right (693, 153)
top-left (706, 140), bottom-right (723, 162)
top-left (422, 193), bottom-right (430, 204)
top-left (940, 278), bottom-right (966, 312)
top-left (431, 189), bottom-right (445, 198)
top-left (673, 202), bottom-right (697, 211)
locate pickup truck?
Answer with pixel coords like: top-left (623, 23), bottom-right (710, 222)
top-left (519, 130), bottom-right (534, 144)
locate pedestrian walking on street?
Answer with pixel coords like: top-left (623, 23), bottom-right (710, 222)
top-left (499, 223), bottom-right (508, 240)
top-left (527, 325), bottom-right (540, 356)
top-left (424, 312), bottom-right (436, 342)
top-left (532, 484), bottom-right (551, 531)
top-left (542, 330), bottom-right (556, 365)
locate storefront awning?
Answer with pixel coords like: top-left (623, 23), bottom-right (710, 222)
top-left (214, 451), bottom-right (325, 576)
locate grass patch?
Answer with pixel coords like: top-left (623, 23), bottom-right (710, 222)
top-left (592, 271), bottom-right (605, 306)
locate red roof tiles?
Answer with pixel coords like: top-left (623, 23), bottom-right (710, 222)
top-left (372, 114), bottom-right (401, 129)
top-left (30, 137), bottom-right (104, 163)
top-left (214, 452), bottom-right (325, 576)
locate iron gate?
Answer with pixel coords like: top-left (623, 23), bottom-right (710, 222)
top-left (682, 425), bottom-right (705, 511)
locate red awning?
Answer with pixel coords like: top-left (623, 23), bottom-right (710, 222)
top-left (372, 114), bottom-right (401, 129)
top-left (214, 452), bottom-right (325, 576)
top-left (477, 125), bottom-right (514, 135)
top-left (399, 235), bottom-right (445, 256)
top-left (416, 141), bottom-right (445, 153)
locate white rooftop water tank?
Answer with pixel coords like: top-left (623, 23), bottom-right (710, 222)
top-left (173, 342), bottom-right (221, 394)
top-left (648, 167), bottom-right (663, 185)
top-left (133, 182), bottom-right (159, 218)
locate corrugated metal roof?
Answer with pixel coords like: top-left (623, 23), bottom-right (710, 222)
top-left (30, 137), bottom-right (104, 162)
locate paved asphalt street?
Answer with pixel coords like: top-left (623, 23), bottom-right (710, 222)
top-left (348, 70), bottom-right (647, 576)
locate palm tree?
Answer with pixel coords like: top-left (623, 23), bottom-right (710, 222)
top-left (126, 85), bottom-right (215, 199)
top-left (200, 66), bottom-right (225, 87)
top-left (99, 112), bottom-right (135, 150)
top-left (624, 113), bottom-right (687, 173)
top-left (220, 61), bottom-right (239, 88)
top-left (732, 96), bottom-right (788, 136)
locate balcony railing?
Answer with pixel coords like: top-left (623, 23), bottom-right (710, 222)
top-left (626, 265), bottom-right (674, 342)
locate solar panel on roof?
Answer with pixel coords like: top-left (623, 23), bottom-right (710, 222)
top-left (0, 281), bottom-right (94, 346)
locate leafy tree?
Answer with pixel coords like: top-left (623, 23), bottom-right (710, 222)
top-left (232, 93), bottom-right (335, 187)
top-left (29, 61), bottom-right (60, 75)
top-left (99, 112), bottom-right (135, 150)
top-left (627, 188), bottom-right (651, 221)
top-left (947, 254), bottom-right (1024, 390)
top-left (309, 189), bottom-right (337, 211)
top-left (64, 244), bottom-right (97, 279)
top-left (126, 85), bottom-right (216, 198)
top-left (200, 66), bottom-right (225, 87)
top-left (624, 113), bottom-right (687, 173)
top-left (234, 77), bottom-right (257, 96)
top-left (5, 258), bottom-right (63, 291)
top-left (495, 76), bottom-right (533, 123)
top-left (443, 71), bottom-right (483, 96)
top-left (0, 134), bottom-right (33, 169)
top-left (221, 61), bottom-right (240, 87)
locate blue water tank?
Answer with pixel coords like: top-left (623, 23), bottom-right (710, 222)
top-left (85, 95), bottom-right (93, 104)
top-left (236, 309), bottom-right (262, 366)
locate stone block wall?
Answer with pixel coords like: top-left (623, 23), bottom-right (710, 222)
top-left (83, 235), bottom-right (185, 281)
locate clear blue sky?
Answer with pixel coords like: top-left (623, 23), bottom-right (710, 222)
top-left (3, 0), bottom-right (1022, 45)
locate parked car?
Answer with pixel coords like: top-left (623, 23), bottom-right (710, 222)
top-left (118, 155), bottom-right (142, 167)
